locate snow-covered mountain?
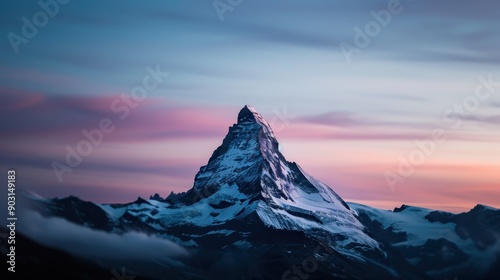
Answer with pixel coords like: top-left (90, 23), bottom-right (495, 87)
top-left (350, 203), bottom-right (500, 279)
top-left (152, 105), bottom-right (381, 253)
top-left (12, 105), bottom-right (500, 280)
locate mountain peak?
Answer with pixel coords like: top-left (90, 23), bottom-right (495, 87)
top-left (189, 105), bottom-right (278, 197)
top-left (237, 105), bottom-right (277, 141)
top-left (188, 105), bottom-right (352, 211)
top-left (237, 105), bottom-right (258, 123)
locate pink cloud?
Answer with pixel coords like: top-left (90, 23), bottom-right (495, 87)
top-left (298, 111), bottom-right (366, 127)
top-left (0, 87), bottom-right (237, 143)
top-left (0, 87), bottom-right (46, 111)
top-left (304, 161), bottom-right (500, 213)
top-left (274, 121), bottom-right (498, 142)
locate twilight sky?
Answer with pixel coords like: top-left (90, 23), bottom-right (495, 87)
top-left (1, 0), bottom-right (500, 213)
